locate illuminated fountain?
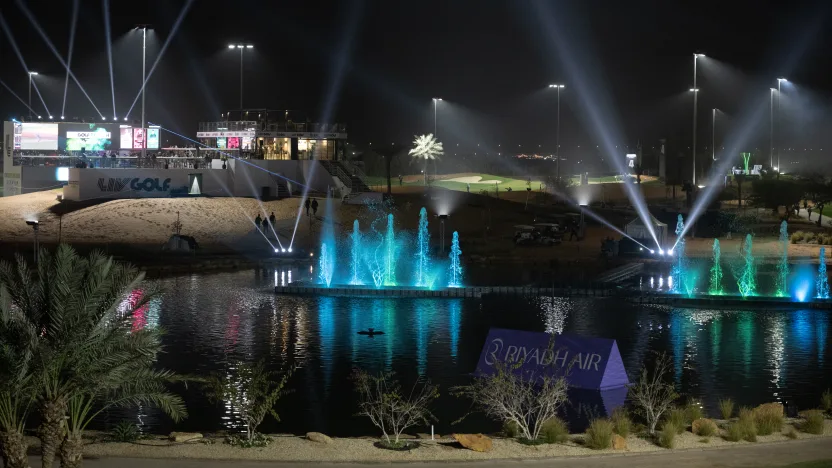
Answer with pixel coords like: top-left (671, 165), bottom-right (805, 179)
top-left (316, 207), bottom-right (462, 289)
top-left (817, 247), bottom-right (829, 299)
top-left (737, 234), bottom-right (757, 298)
top-left (709, 239), bottom-right (723, 295)
top-left (670, 215), bottom-right (686, 294)
top-left (776, 221), bottom-right (789, 297)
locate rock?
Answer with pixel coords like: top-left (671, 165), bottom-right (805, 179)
top-left (612, 434), bottom-right (627, 450)
top-left (755, 403), bottom-right (784, 416)
top-left (692, 418), bottom-right (718, 436)
top-left (306, 432), bottom-right (333, 444)
top-left (453, 433), bottom-right (492, 452)
top-left (169, 432), bottom-right (203, 443)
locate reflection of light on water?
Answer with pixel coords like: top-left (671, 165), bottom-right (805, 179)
top-left (688, 310), bottom-right (717, 326)
top-left (650, 276), bottom-right (654, 288)
top-left (668, 276), bottom-right (673, 290)
top-left (536, 296), bottom-right (570, 334)
top-left (764, 313), bottom-right (786, 399)
top-left (449, 299), bottom-right (461, 359)
top-left (319, 297), bottom-right (336, 391)
top-left (659, 276), bottom-right (664, 289)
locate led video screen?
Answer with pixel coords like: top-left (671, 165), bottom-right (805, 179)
top-left (132, 128), bottom-right (145, 149)
top-left (18, 123), bottom-right (59, 150)
top-left (241, 137), bottom-right (253, 150)
top-left (120, 127), bottom-right (133, 149)
top-left (60, 123), bottom-right (117, 151)
top-left (147, 128), bottom-right (160, 149)
top-left (217, 137), bottom-right (226, 149)
top-left (227, 137), bottom-right (240, 149)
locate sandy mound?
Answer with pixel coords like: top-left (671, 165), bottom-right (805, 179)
top-left (445, 176), bottom-right (501, 184)
top-left (478, 180), bottom-right (503, 184)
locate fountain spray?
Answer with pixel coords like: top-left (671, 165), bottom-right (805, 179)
top-left (448, 231), bottom-right (462, 287)
top-left (318, 243), bottom-right (334, 287)
top-left (817, 247), bottom-right (829, 299)
top-left (709, 238), bottom-right (723, 295)
top-left (776, 220), bottom-right (789, 297)
top-left (670, 214), bottom-right (685, 293)
top-left (415, 207), bottom-right (431, 287)
top-left (384, 213), bottom-right (397, 286)
top-left (318, 200), bottom-right (336, 287)
top-left (349, 220), bottom-right (362, 285)
top-left (737, 234), bottom-right (757, 298)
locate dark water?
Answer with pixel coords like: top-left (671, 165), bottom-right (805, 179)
top-left (122, 268), bottom-right (831, 436)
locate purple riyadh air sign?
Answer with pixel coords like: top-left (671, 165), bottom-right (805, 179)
top-left (475, 328), bottom-right (629, 390)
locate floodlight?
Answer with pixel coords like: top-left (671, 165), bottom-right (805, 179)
top-left (274, 248), bottom-right (279, 253)
top-left (228, 44), bottom-right (235, 49)
top-left (288, 248), bottom-right (292, 253)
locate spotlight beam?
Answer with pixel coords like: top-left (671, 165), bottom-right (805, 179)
top-left (0, 78), bottom-right (38, 115)
top-left (30, 79), bottom-right (51, 118)
top-left (103, 0), bottom-right (117, 119)
top-left (13, 0), bottom-right (105, 118)
top-left (124, 0), bottom-right (194, 119)
top-left (62, 0), bottom-right (79, 118)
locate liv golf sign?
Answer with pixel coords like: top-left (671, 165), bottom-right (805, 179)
top-left (474, 328), bottom-right (629, 390)
top-left (98, 177), bottom-right (172, 193)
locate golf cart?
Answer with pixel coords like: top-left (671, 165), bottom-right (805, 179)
top-left (533, 223), bottom-right (563, 245)
top-left (514, 225), bottom-right (536, 245)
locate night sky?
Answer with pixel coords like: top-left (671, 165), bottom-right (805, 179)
top-left (1, 0), bottom-right (831, 156)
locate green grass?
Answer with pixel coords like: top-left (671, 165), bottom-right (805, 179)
top-left (365, 173), bottom-right (539, 192)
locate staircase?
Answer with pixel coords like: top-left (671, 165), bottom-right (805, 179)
top-left (336, 161), bottom-right (371, 193)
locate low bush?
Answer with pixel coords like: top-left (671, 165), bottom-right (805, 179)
top-left (585, 419), bottom-right (614, 450)
top-left (227, 433), bottom-right (273, 448)
top-left (110, 421), bottom-right (140, 443)
top-left (724, 422), bottom-right (744, 442)
top-left (805, 232), bottom-right (817, 243)
top-left (785, 428), bottom-right (798, 439)
top-left (753, 405), bottom-right (783, 436)
top-left (685, 399), bottom-right (704, 423)
top-left (822, 389), bottom-right (832, 414)
top-left (738, 408), bottom-right (757, 442)
top-left (791, 231), bottom-right (805, 243)
top-left (611, 407), bottom-right (632, 438)
top-left (658, 421), bottom-right (677, 449)
top-left (719, 398), bottom-right (735, 420)
top-left (693, 419), bottom-right (717, 437)
top-left (503, 420), bottom-right (520, 438)
top-left (801, 410), bottom-right (825, 435)
top-left (540, 418), bottom-right (569, 444)
top-left (667, 408), bottom-right (687, 434)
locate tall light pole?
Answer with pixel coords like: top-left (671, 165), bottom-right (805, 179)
top-left (712, 108), bottom-right (719, 161)
top-left (432, 97), bottom-right (442, 136)
top-left (692, 54), bottom-right (704, 185)
top-left (549, 84), bottom-right (565, 182)
top-left (138, 25), bottom-right (149, 159)
top-left (769, 88), bottom-right (776, 168)
top-left (229, 44), bottom-right (254, 111)
top-left (776, 78), bottom-right (787, 172)
top-left (28, 71), bottom-right (38, 120)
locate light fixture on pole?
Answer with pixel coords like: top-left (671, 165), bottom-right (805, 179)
top-left (229, 43), bottom-right (254, 112)
top-left (28, 71), bottom-right (38, 120)
top-left (548, 84), bottom-right (565, 182)
top-left (692, 53), bottom-right (704, 186)
top-left (432, 97), bottom-right (442, 136)
top-left (776, 78), bottom-right (787, 173)
top-left (136, 25), bottom-right (151, 159)
top-left (770, 88), bottom-right (776, 168)
top-left (711, 108), bottom-right (719, 161)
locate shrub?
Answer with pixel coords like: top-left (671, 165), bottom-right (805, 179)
top-left (724, 422), bottom-right (744, 442)
top-left (611, 407), bottom-right (632, 438)
top-left (791, 231), bottom-right (805, 243)
top-left (503, 420), bottom-right (520, 438)
top-left (628, 353), bottom-right (678, 434)
top-left (693, 419), bottom-right (717, 437)
top-left (785, 428), bottom-right (798, 439)
top-left (822, 389), bottom-right (832, 414)
top-left (719, 398), bottom-right (735, 420)
top-left (658, 421), bottom-right (677, 448)
top-left (585, 419), bottom-right (614, 450)
top-left (110, 421), bottom-right (140, 443)
top-left (738, 408), bottom-right (757, 442)
top-left (685, 399), bottom-right (703, 423)
top-left (353, 370), bottom-right (439, 447)
top-left (801, 410), bottom-right (825, 435)
top-left (667, 408), bottom-right (687, 434)
top-left (805, 232), bottom-right (817, 243)
top-left (540, 417), bottom-right (569, 444)
top-left (753, 404), bottom-right (783, 436)
top-left (227, 433), bottom-right (272, 448)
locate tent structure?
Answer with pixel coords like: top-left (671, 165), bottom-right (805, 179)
top-left (624, 215), bottom-right (668, 247)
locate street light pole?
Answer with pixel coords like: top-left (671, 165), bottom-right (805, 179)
top-left (770, 88), bottom-right (775, 168)
top-left (549, 84), bottom-right (565, 182)
top-left (141, 26), bottom-right (147, 159)
top-left (712, 108), bottom-right (717, 161)
top-left (692, 54), bottom-right (704, 186)
top-left (230, 44), bottom-right (254, 113)
top-left (28, 71), bottom-right (38, 120)
top-left (777, 78), bottom-right (787, 172)
top-left (432, 97), bottom-right (442, 136)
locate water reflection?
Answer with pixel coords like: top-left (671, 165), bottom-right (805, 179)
top-left (134, 270), bottom-right (832, 436)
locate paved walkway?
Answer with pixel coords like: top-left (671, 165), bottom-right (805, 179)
top-left (37, 438), bottom-right (831, 468)
top-left (796, 208), bottom-right (832, 228)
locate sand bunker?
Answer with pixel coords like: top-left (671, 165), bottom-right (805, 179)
top-left (445, 176), bottom-right (501, 184)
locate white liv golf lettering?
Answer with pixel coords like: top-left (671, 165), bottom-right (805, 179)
top-left (484, 338), bottom-right (602, 371)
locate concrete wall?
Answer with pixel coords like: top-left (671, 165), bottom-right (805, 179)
top-left (63, 168), bottom-right (231, 201)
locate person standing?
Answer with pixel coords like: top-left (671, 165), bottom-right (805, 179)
top-left (311, 198), bottom-right (319, 216)
top-left (304, 198), bottom-right (311, 216)
top-left (269, 211), bottom-right (276, 227)
top-left (255, 214), bottom-right (262, 231)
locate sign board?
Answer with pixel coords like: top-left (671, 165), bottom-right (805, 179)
top-left (257, 131), bottom-right (347, 139)
top-left (475, 328), bottom-right (629, 390)
top-left (196, 131), bottom-right (256, 138)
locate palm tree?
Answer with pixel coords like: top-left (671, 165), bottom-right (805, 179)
top-left (0, 246), bottom-right (187, 468)
top-left (408, 134), bottom-right (443, 186)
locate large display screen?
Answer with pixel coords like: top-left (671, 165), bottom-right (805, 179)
top-left (17, 123), bottom-right (59, 150)
top-left (120, 127), bottom-right (133, 149)
top-left (132, 128), bottom-right (145, 149)
top-left (60, 123), bottom-right (117, 151)
top-left (147, 128), bottom-right (160, 149)
top-left (217, 137), bottom-right (226, 149)
top-left (227, 137), bottom-right (240, 149)
top-left (241, 137), bottom-right (253, 150)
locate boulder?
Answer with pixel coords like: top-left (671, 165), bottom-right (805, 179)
top-left (169, 432), bottom-right (203, 443)
top-left (453, 433), bottom-right (492, 452)
top-left (612, 434), bottom-right (627, 450)
top-left (692, 418), bottom-right (718, 436)
top-left (306, 432), bottom-right (333, 444)
top-left (755, 403), bottom-right (784, 417)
